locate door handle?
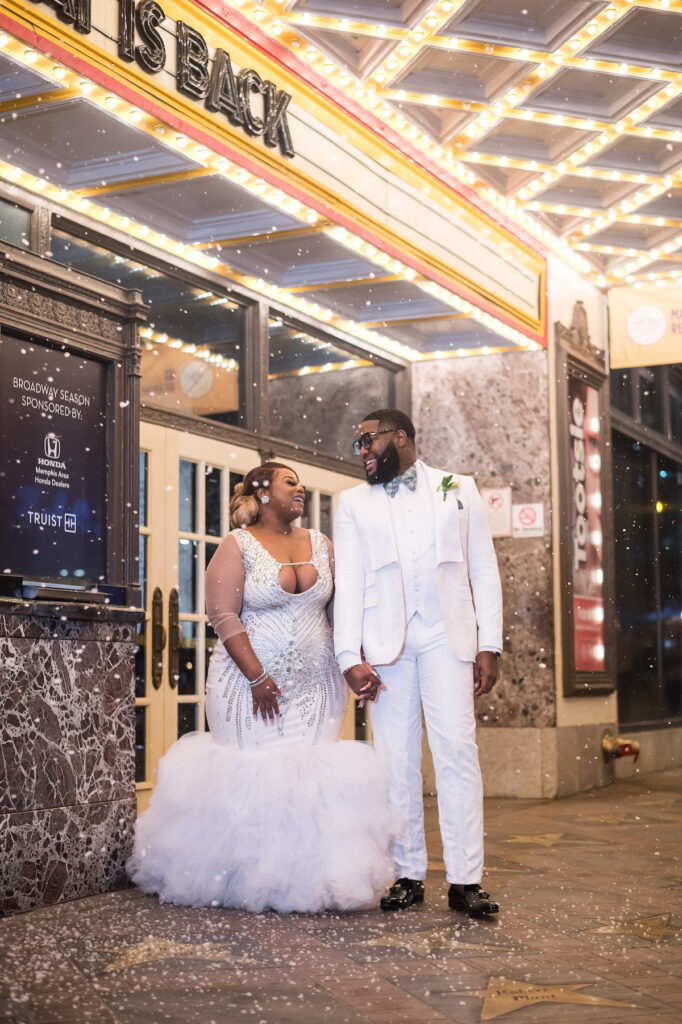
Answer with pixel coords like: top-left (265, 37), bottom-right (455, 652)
top-left (168, 587), bottom-right (182, 689)
top-left (151, 587), bottom-right (166, 690)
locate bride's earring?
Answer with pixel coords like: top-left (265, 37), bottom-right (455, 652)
top-left (261, 495), bottom-right (270, 504)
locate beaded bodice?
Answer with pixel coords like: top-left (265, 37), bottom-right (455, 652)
top-left (235, 527), bottom-right (333, 616)
top-left (232, 532), bottom-right (329, 610)
top-left (207, 527), bottom-right (341, 748)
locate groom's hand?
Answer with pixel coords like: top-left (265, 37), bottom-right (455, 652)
top-left (343, 662), bottom-right (385, 706)
top-left (474, 651), bottom-right (498, 696)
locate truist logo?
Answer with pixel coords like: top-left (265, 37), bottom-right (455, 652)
top-left (27, 511), bottom-right (77, 532)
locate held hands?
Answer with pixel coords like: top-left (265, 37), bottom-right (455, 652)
top-left (251, 676), bottom-right (284, 723)
top-left (474, 651), bottom-right (499, 697)
top-left (343, 661), bottom-right (386, 707)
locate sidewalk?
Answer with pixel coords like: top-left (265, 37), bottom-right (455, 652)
top-left (1, 767), bottom-right (681, 1024)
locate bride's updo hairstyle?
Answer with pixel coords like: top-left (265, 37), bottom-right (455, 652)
top-left (229, 462), bottom-right (295, 529)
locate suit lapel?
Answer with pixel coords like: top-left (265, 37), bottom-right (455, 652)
top-left (364, 482), bottom-right (400, 570)
top-left (420, 461), bottom-right (464, 564)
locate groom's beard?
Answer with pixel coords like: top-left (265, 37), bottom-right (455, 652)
top-left (366, 441), bottom-right (401, 485)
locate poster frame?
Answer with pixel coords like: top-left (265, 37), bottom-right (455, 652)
top-left (555, 319), bottom-right (616, 697)
top-left (0, 245), bottom-right (146, 602)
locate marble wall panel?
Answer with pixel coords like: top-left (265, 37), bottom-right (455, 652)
top-left (0, 638), bottom-right (134, 815)
top-left (411, 350), bottom-right (555, 728)
top-left (1, 798), bottom-right (135, 915)
top-left (1, 606), bottom-right (139, 914)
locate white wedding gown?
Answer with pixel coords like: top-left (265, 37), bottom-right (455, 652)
top-left (128, 528), bottom-right (397, 913)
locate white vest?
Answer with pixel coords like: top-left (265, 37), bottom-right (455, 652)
top-left (389, 465), bottom-right (442, 626)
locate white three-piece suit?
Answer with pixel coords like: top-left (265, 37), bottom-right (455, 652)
top-left (333, 460), bottom-right (503, 884)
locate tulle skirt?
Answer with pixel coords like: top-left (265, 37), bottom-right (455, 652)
top-left (128, 732), bottom-right (399, 913)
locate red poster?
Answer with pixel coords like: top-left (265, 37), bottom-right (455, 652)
top-left (568, 379), bottom-right (604, 672)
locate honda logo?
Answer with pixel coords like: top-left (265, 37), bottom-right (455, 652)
top-left (44, 434), bottom-right (60, 459)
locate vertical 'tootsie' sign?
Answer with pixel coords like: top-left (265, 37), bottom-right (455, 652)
top-left (568, 377), bottom-right (605, 672)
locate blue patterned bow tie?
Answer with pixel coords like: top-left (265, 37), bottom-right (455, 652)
top-left (384, 464), bottom-right (418, 498)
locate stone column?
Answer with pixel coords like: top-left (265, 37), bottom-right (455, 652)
top-left (412, 350), bottom-right (557, 797)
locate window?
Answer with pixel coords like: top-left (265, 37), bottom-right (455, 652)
top-left (609, 368), bottom-right (633, 416)
top-left (612, 430), bottom-right (682, 726)
top-left (50, 229), bottom-right (245, 425)
top-left (0, 196), bottom-right (30, 249)
top-left (49, 224), bottom-right (403, 464)
top-left (657, 455), bottom-right (682, 721)
top-left (268, 317), bottom-right (394, 458)
top-left (638, 368), bottom-right (665, 435)
top-left (669, 386), bottom-right (682, 444)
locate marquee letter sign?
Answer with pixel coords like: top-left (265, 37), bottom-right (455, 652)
top-left (29, 0), bottom-right (295, 157)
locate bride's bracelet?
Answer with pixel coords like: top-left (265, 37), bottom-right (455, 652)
top-left (247, 668), bottom-right (269, 688)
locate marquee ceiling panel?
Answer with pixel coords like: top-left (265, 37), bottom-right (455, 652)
top-left (238, 0), bottom-right (682, 288)
top-left (0, 49), bottom-right (58, 99)
top-left (213, 230), bottom-right (387, 287)
top-left (98, 175), bottom-right (303, 244)
top-left (0, 97), bottom-right (199, 189)
top-left (368, 312), bottom-right (504, 351)
top-left (300, 277), bottom-right (460, 320)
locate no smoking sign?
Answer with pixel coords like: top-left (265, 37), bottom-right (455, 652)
top-left (512, 502), bottom-right (544, 538)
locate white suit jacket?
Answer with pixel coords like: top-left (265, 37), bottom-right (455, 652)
top-left (333, 461), bottom-right (503, 666)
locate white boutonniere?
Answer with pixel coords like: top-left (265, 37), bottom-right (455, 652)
top-left (437, 474), bottom-right (463, 508)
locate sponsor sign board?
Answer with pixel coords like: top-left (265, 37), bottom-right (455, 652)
top-left (0, 336), bottom-right (107, 585)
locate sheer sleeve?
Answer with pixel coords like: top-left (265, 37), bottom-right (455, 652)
top-left (205, 533), bottom-right (247, 646)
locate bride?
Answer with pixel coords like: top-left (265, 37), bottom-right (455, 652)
top-left (128, 462), bottom-right (397, 913)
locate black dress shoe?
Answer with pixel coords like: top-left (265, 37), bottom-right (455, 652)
top-left (380, 878), bottom-right (425, 911)
top-left (448, 884), bottom-right (499, 917)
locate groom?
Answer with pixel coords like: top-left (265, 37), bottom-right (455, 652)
top-left (333, 409), bottom-right (503, 916)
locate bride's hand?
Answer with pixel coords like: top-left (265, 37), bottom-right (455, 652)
top-left (251, 676), bottom-right (284, 723)
top-left (344, 662), bottom-right (385, 706)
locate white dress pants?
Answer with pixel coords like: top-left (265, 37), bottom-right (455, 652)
top-left (370, 614), bottom-right (484, 885)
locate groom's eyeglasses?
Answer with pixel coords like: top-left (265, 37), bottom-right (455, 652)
top-left (352, 429), bottom-right (397, 456)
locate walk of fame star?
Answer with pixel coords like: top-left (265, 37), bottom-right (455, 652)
top-left (357, 927), bottom-right (513, 958)
top-left (463, 975), bottom-right (640, 1020)
top-left (580, 813), bottom-right (641, 824)
top-left (590, 914), bottom-right (682, 943)
top-left (504, 832), bottom-right (566, 846)
top-left (482, 864), bottom-right (528, 875)
top-left (102, 936), bottom-right (256, 972)
top-left (504, 832), bottom-right (601, 847)
top-left (428, 858), bottom-right (526, 874)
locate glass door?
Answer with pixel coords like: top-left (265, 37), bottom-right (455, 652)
top-left (136, 423), bottom-right (359, 811)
